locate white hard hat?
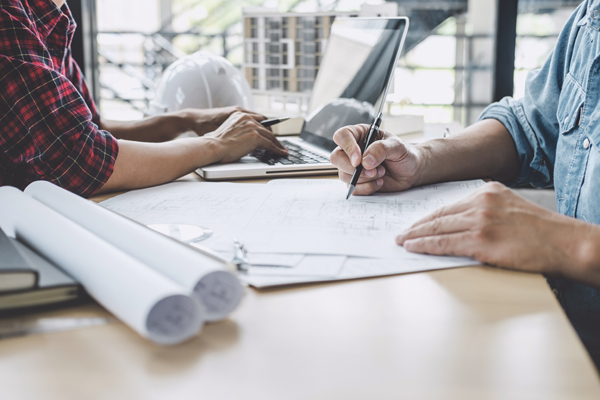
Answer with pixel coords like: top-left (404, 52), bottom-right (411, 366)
top-left (148, 51), bottom-right (253, 115)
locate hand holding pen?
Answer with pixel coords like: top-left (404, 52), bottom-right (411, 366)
top-left (330, 119), bottom-right (423, 197)
top-left (346, 113), bottom-right (383, 199)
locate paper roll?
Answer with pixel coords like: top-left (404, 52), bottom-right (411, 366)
top-left (25, 181), bottom-right (244, 322)
top-left (0, 187), bottom-right (203, 345)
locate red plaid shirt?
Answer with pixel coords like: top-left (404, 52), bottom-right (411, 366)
top-left (0, 0), bottom-right (118, 197)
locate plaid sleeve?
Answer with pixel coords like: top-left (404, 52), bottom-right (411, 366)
top-left (66, 54), bottom-right (101, 126)
top-left (0, 6), bottom-right (118, 197)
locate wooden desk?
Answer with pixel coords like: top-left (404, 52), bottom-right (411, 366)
top-left (1, 174), bottom-right (599, 399)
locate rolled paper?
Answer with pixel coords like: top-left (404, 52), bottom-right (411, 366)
top-left (25, 181), bottom-right (244, 322)
top-left (0, 186), bottom-right (203, 345)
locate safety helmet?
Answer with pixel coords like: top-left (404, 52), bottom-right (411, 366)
top-left (148, 51), bottom-right (253, 115)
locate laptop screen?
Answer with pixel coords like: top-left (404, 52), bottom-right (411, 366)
top-left (300, 17), bottom-right (408, 151)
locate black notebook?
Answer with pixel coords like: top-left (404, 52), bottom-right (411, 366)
top-left (0, 228), bottom-right (84, 313)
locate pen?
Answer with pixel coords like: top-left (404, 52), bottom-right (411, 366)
top-left (346, 112), bottom-right (384, 200)
top-left (260, 117), bottom-right (291, 127)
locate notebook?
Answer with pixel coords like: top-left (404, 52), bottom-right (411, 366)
top-left (196, 17), bottom-right (409, 180)
top-left (0, 237), bottom-right (84, 313)
top-left (0, 227), bottom-right (36, 292)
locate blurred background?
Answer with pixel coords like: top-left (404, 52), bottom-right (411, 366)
top-left (71, 0), bottom-right (581, 129)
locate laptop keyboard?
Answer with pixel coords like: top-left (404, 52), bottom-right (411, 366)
top-left (250, 140), bottom-right (330, 166)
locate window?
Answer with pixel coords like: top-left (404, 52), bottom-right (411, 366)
top-left (267, 68), bottom-right (280, 77)
top-left (267, 80), bottom-right (281, 90)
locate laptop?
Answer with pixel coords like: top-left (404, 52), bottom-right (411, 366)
top-left (196, 17), bottom-right (409, 180)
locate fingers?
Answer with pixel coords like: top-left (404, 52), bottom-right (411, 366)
top-left (362, 137), bottom-right (409, 169)
top-left (396, 212), bottom-right (473, 245)
top-left (332, 125), bottom-right (370, 167)
top-left (402, 231), bottom-right (476, 257)
top-left (253, 124), bottom-right (287, 153)
top-left (331, 147), bottom-right (385, 177)
top-left (338, 166), bottom-right (386, 184)
top-left (230, 112), bottom-right (287, 154)
top-left (344, 178), bottom-right (384, 196)
top-left (256, 134), bottom-right (288, 155)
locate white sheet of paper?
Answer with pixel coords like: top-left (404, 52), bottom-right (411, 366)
top-left (237, 180), bottom-right (486, 259)
top-left (100, 181), bottom-right (271, 253)
top-left (26, 181), bottom-right (244, 322)
top-left (240, 254), bottom-right (479, 288)
top-left (0, 187), bottom-right (203, 345)
top-left (247, 255), bottom-right (346, 277)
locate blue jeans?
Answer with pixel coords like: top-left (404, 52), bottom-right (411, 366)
top-left (547, 277), bottom-right (600, 372)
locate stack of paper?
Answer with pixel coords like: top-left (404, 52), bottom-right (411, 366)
top-left (101, 179), bottom-right (485, 288)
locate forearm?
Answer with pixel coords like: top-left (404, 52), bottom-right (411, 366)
top-left (99, 112), bottom-right (189, 142)
top-left (95, 137), bottom-right (219, 194)
top-left (413, 119), bottom-right (521, 186)
top-left (552, 217), bottom-right (600, 288)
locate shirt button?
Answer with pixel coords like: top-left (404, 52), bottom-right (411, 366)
top-left (594, 9), bottom-right (600, 19)
top-left (583, 138), bottom-right (590, 149)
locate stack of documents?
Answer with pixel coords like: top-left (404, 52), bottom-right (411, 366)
top-left (101, 179), bottom-right (485, 288)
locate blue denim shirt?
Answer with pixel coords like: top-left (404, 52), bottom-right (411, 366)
top-left (480, 0), bottom-right (600, 365)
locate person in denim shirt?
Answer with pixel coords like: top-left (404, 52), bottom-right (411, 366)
top-left (330, 1), bottom-right (600, 368)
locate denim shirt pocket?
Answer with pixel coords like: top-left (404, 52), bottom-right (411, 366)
top-left (555, 73), bottom-right (586, 212)
top-left (557, 74), bottom-right (585, 135)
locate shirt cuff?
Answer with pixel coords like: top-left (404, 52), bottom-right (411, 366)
top-left (478, 97), bottom-right (552, 188)
top-left (46, 124), bottom-right (119, 198)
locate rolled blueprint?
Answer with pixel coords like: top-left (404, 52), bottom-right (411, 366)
top-left (25, 181), bottom-right (244, 322)
top-left (0, 187), bottom-right (203, 345)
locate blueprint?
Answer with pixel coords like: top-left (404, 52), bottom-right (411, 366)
top-left (101, 179), bottom-right (485, 286)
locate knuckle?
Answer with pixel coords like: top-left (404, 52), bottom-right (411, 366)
top-left (435, 235), bottom-right (450, 252)
top-left (332, 128), bottom-right (350, 145)
top-left (479, 190), bottom-right (499, 206)
top-left (476, 208), bottom-right (494, 222)
top-left (473, 226), bottom-right (493, 242)
top-left (431, 218), bottom-right (442, 235)
top-left (487, 181), bottom-right (505, 191)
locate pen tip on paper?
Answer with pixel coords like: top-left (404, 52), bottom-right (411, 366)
top-left (346, 185), bottom-right (355, 200)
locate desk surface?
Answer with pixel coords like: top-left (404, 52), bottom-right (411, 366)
top-left (2, 173), bottom-right (600, 399)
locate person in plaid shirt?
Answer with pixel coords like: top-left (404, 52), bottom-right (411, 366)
top-left (0, 0), bottom-right (287, 197)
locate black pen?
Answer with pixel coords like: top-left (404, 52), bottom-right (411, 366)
top-left (260, 117), bottom-right (291, 127)
top-left (346, 112), bottom-right (383, 200)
